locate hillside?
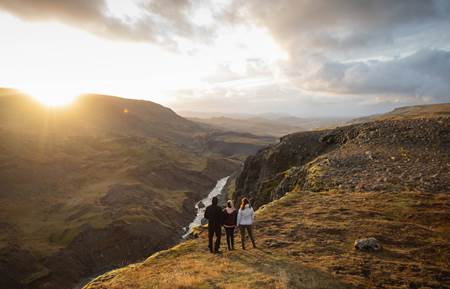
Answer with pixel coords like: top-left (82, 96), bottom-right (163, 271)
top-left (85, 104), bottom-right (449, 288)
top-left (350, 103), bottom-right (450, 124)
top-left (0, 89), bottom-right (270, 289)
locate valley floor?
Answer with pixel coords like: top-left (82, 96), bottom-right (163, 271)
top-left (84, 188), bottom-right (450, 289)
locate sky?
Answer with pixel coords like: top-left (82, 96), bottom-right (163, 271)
top-left (0, 0), bottom-right (449, 117)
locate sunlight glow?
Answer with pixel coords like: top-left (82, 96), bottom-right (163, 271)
top-left (22, 85), bottom-right (78, 107)
top-left (0, 10), bottom-right (288, 110)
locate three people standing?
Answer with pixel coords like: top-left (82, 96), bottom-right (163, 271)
top-left (204, 197), bottom-right (256, 253)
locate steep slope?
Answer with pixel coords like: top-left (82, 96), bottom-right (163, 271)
top-left (85, 104), bottom-right (449, 289)
top-left (0, 89), bottom-right (269, 289)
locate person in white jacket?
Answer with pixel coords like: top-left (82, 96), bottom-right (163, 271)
top-left (237, 197), bottom-right (256, 249)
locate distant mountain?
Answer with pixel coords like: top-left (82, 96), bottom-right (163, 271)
top-left (189, 116), bottom-right (306, 137)
top-left (0, 88), bottom-right (271, 289)
top-left (86, 103), bottom-right (449, 288)
top-left (188, 114), bottom-right (349, 137)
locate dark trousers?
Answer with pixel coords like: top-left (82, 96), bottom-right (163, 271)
top-left (208, 225), bottom-right (221, 253)
top-left (239, 225), bottom-right (256, 249)
top-left (224, 227), bottom-right (235, 250)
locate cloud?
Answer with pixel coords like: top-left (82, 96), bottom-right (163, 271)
top-left (203, 58), bottom-right (273, 83)
top-left (0, 0), bottom-right (216, 49)
top-left (169, 83), bottom-right (414, 117)
top-left (219, 0), bottom-right (450, 106)
top-left (229, 0), bottom-right (450, 58)
top-left (302, 49), bottom-right (450, 101)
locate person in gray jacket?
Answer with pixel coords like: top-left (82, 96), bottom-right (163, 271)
top-left (237, 197), bottom-right (256, 249)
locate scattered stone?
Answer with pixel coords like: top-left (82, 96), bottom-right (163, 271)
top-left (365, 150), bottom-right (373, 160)
top-left (354, 237), bottom-right (382, 251)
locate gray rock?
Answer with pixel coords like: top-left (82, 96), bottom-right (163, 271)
top-left (197, 201), bottom-right (205, 209)
top-left (354, 237), bottom-right (382, 251)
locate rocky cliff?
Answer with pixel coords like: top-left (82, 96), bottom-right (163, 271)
top-left (235, 116), bottom-right (449, 208)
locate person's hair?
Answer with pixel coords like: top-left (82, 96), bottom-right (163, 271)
top-left (227, 200), bottom-right (234, 208)
top-left (212, 197), bottom-right (218, 205)
top-left (240, 198), bottom-right (249, 209)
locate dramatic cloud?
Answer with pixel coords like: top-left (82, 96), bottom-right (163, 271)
top-left (230, 0), bottom-right (450, 57)
top-left (213, 0), bottom-right (450, 107)
top-left (0, 0), bottom-right (216, 49)
top-left (304, 49), bottom-right (450, 101)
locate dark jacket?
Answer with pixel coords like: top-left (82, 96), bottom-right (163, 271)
top-left (223, 208), bottom-right (237, 228)
top-left (204, 204), bottom-right (223, 228)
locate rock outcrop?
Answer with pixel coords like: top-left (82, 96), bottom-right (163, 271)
top-left (354, 238), bottom-right (382, 251)
top-left (235, 117), bottom-right (450, 207)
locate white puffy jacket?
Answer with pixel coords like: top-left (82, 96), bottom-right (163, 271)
top-left (237, 204), bottom-right (255, 225)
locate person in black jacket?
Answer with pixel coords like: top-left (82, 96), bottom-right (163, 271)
top-left (223, 200), bottom-right (237, 250)
top-left (204, 197), bottom-right (223, 253)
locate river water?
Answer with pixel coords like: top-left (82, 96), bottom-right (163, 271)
top-left (182, 176), bottom-right (229, 239)
top-left (77, 176), bottom-right (230, 288)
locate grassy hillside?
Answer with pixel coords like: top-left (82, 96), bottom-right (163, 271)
top-left (0, 89), bottom-right (271, 289)
top-left (350, 103), bottom-right (450, 124)
top-left (84, 103), bottom-right (449, 289)
top-left (84, 186), bottom-right (449, 289)
top-left (83, 196), bottom-right (350, 289)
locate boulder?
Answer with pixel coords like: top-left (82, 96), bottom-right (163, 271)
top-left (354, 237), bottom-right (382, 251)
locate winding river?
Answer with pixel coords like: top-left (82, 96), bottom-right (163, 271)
top-left (77, 176), bottom-right (230, 289)
top-left (182, 176), bottom-right (230, 239)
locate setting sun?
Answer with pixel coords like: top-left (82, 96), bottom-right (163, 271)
top-left (22, 86), bottom-right (78, 107)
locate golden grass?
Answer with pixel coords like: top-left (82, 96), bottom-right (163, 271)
top-left (85, 186), bottom-right (450, 289)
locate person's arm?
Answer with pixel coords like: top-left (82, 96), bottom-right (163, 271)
top-left (251, 208), bottom-right (255, 222)
top-left (204, 207), bottom-right (209, 220)
top-left (220, 209), bottom-right (226, 225)
top-left (236, 209), bottom-right (241, 226)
